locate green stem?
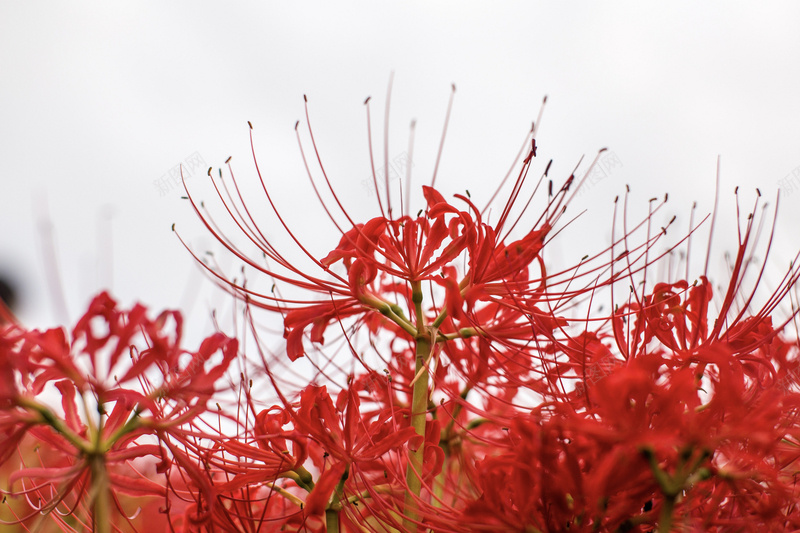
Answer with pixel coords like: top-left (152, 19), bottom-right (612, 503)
top-left (89, 454), bottom-right (111, 533)
top-left (642, 446), bottom-right (710, 532)
top-left (16, 397), bottom-right (89, 453)
top-left (325, 465), bottom-right (349, 532)
top-left (101, 410), bottom-right (142, 450)
top-left (442, 387), bottom-right (471, 437)
top-left (439, 327), bottom-right (478, 341)
top-left (433, 388), bottom-right (471, 510)
top-left (403, 336), bottom-right (430, 531)
top-left (325, 509), bottom-right (340, 533)
top-left (403, 281), bottom-right (430, 532)
top-left (430, 308), bottom-right (449, 330)
top-left (658, 496), bottom-right (675, 533)
top-left (432, 454), bottom-right (447, 509)
top-left (330, 484), bottom-right (393, 511)
top-left (360, 294), bottom-right (418, 337)
top-left (291, 465), bottom-right (316, 492)
top-left (89, 392), bottom-right (112, 533)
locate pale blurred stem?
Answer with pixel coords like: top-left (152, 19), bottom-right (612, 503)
top-left (90, 400), bottom-right (111, 533)
top-left (642, 448), bottom-right (676, 533)
top-left (81, 391), bottom-right (98, 437)
top-left (101, 410), bottom-right (142, 449)
top-left (442, 387), bottom-right (470, 437)
top-left (18, 396), bottom-right (113, 531)
top-left (89, 453), bottom-right (111, 533)
top-left (432, 454), bottom-right (447, 509)
top-left (404, 281), bottom-right (430, 532)
top-left (16, 397), bottom-right (89, 453)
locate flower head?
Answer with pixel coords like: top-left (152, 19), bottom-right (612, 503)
top-left (0, 292), bottom-right (238, 530)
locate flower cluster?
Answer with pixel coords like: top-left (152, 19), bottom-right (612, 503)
top-left (4, 94), bottom-right (800, 532)
top-left (0, 292), bottom-right (238, 531)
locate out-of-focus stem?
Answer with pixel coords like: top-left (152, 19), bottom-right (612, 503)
top-left (432, 455), bottom-right (447, 508)
top-left (88, 393), bottom-right (112, 533)
top-left (89, 454), bottom-right (111, 533)
top-left (16, 397), bottom-right (89, 453)
top-left (101, 410), bottom-right (142, 450)
top-left (658, 497), bottom-right (675, 533)
top-left (442, 387), bottom-right (470, 437)
top-left (643, 446), bottom-right (710, 533)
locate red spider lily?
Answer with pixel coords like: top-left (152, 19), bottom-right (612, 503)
top-left (177, 92), bottom-right (617, 372)
top-left (204, 381), bottom-right (421, 530)
top-left (611, 190), bottom-right (800, 362)
top-left (177, 99), bottom-right (640, 492)
top-left (0, 292), bottom-right (238, 532)
top-left (173, 92), bottom-right (791, 532)
top-left (426, 345), bottom-right (800, 532)
top-left (293, 384), bottom-right (420, 521)
top-left (6, 90), bottom-right (800, 533)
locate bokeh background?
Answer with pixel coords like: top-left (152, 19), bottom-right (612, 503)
top-left (2, 2), bottom-right (799, 342)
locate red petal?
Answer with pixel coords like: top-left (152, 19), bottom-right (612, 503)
top-left (422, 185), bottom-right (446, 209)
top-left (304, 462), bottom-right (347, 515)
top-left (108, 471), bottom-right (166, 496)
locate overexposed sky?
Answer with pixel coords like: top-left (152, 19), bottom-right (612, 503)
top-left (2, 2), bottom-right (799, 340)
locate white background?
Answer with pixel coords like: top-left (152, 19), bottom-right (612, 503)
top-left (2, 2), bottom-right (799, 342)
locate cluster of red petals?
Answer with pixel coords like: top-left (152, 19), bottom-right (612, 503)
top-left (279, 185), bottom-right (558, 363)
top-left (6, 98), bottom-right (800, 532)
top-left (0, 292), bottom-right (238, 530)
top-left (452, 346), bottom-right (800, 532)
top-left (9, 173), bottom-right (800, 533)
top-left (167, 107), bottom-right (800, 530)
top-left (191, 273), bottom-right (800, 532)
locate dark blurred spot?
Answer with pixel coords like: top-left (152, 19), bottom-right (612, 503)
top-left (0, 275), bottom-right (18, 312)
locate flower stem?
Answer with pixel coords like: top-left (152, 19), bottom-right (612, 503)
top-left (658, 496), bottom-right (675, 533)
top-left (16, 397), bottom-right (89, 453)
top-left (326, 509), bottom-right (340, 533)
top-left (325, 465), bottom-right (348, 533)
top-left (89, 454), bottom-right (111, 533)
top-left (403, 336), bottom-right (430, 532)
top-left (432, 456), bottom-right (447, 508)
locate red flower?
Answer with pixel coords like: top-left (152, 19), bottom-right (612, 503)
top-left (125, 94), bottom-right (800, 531)
top-left (0, 292), bottom-right (238, 530)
